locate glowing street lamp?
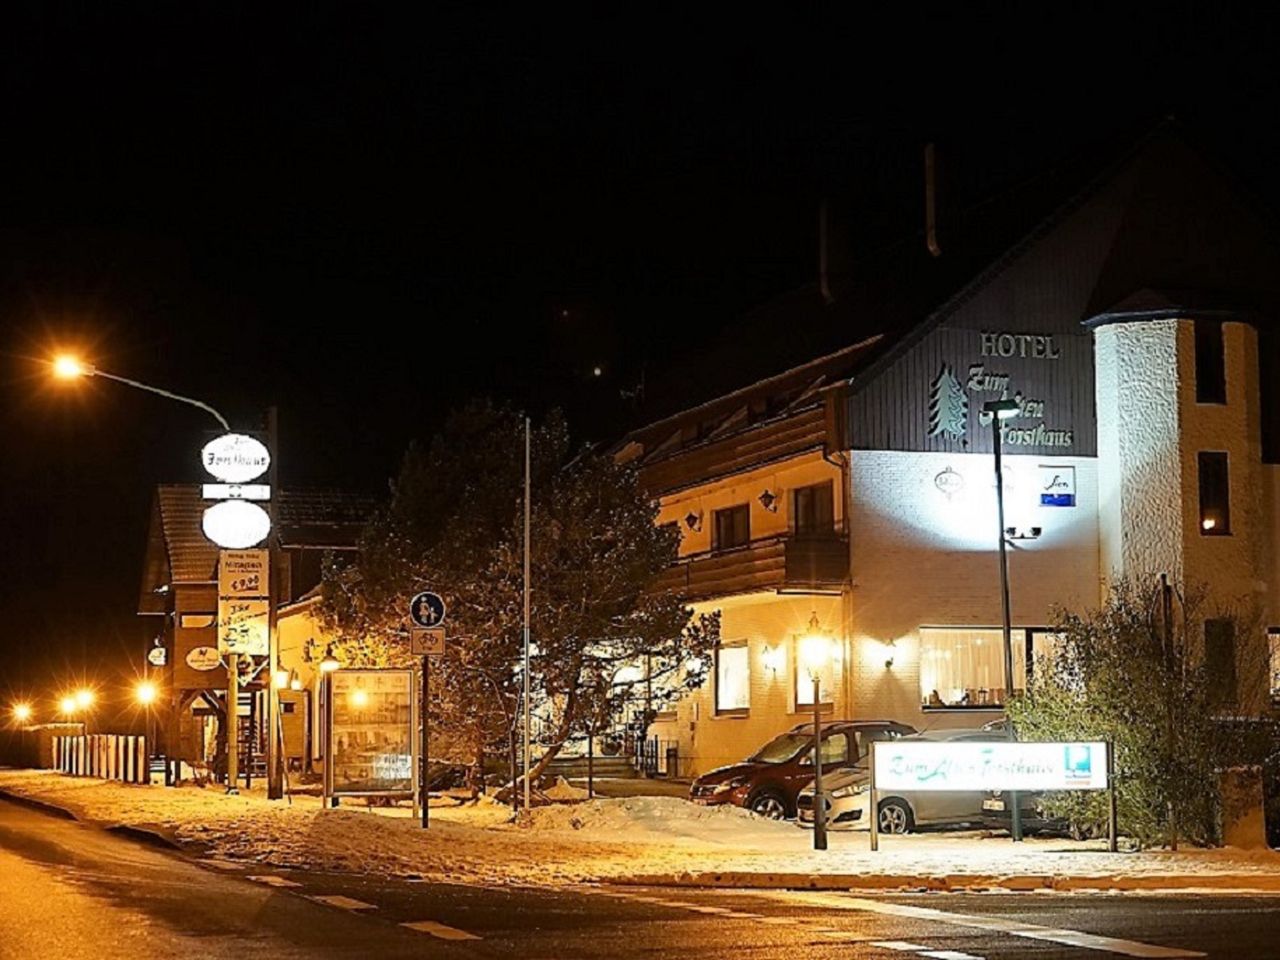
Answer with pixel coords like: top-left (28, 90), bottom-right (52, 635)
top-left (59, 695), bottom-right (78, 716)
top-left (11, 703), bottom-right (32, 725)
top-left (49, 354), bottom-right (230, 430)
top-left (800, 613), bottom-right (834, 852)
top-left (135, 681), bottom-right (158, 706)
top-left (74, 688), bottom-right (94, 710)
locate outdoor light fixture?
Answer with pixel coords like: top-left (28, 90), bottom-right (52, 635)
top-left (289, 669), bottom-right (303, 691)
top-left (760, 645), bottom-right (786, 674)
top-left (272, 664), bottom-right (291, 689)
top-left (135, 681), bottom-right (158, 706)
top-left (799, 612), bottom-right (832, 852)
top-left (884, 638), bottom-right (897, 670)
top-left (758, 489), bottom-right (778, 512)
top-left (319, 646), bottom-right (341, 673)
top-left (74, 689), bottom-right (94, 709)
top-left (59, 695), bottom-right (77, 715)
top-left (684, 510), bottom-right (702, 531)
top-left (52, 354), bottom-right (91, 379)
top-left (11, 703), bottom-right (32, 724)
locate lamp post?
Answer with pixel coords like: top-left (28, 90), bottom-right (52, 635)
top-left (319, 646), bottom-right (341, 807)
top-left (136, 680), bottom-right (158, 779)
top-left (983, 397), bottom-right (1023, 843)
top-left (52, 355), bottom-right (230, 429)
top-left (800, 614), bottom-right (831, 851)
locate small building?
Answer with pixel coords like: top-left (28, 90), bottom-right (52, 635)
top-left (138, 484), bottom-right (375, 781)
top-left (629, 129), bottom-right (1280, 780)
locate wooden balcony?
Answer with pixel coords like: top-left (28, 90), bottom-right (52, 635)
top-left (653, 528), bottom-right (849, 602)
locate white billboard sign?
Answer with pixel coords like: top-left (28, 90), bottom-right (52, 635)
top-left (874, 740), bottom-right (1108, 792)
top-left (201, 433), bottom-right (271, 483)
top-left (203, 499), bottom-right (271, 548)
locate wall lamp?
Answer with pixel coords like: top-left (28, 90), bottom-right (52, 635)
top-left (1005, 526), bottom-right (1043, 541)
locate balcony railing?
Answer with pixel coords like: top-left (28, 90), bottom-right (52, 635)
top-left (654, 526), bottom-right (849, 602)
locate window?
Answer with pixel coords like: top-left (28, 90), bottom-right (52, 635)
top-left (1198, 452), bottom-right (1231, 536)
top-left (793, 482), bottom-right (835, 537)
top-left (1195, 320), bottom-right (1226, 404)
top-left (1205, 619), bottom-right (1237, 704)
top-left (919, 627), bottom-right (1027, 709)
top-left (712, 504), bottom-right (750, 550)
top-left (795, 643), bottom-right (838, 708)
top-left (1268, 628), bottom-right (1280, 703)
top-left (1027, 630), bottom-right (1062, 685)
top-left (798, 731), bottom-right (848, 767)
top-left (714, 643), bottom-right (749, 715)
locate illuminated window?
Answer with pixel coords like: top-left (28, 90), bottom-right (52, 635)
top-left (1195, 320), bottom-right (1226, 404)
top-left (712, 504), bottom-right (750, 550)
top-left (714, 643), bottom-right (749, 715)
top-left (919, 627), bottom-right (1027, 709)
top-left (1198, 452), bottom-right (1231, 536)
top-left (794, 642), bottom-right (838, 709)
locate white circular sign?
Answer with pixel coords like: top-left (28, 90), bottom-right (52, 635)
top-left (202, 499), bottom-right (272, 548)
top-left (186, 646), bottom-right (221, 671)
top-left (147, 647), bottom-right (168, 667)
top-left (201, 433), bottom-right (271, 483)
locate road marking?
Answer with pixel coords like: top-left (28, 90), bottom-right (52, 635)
top-left (402, 920), bottom-right (481, 941)
top-left (248, 875), bottom-right (301, 888)
top-left (758, 892), bottom-right (1205, 959)
top-left (919, 951), bottom-right (984, 960)
top-left (310, 894), bottom-right (376, 911)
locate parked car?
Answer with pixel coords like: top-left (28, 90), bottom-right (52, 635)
top-left (797, 728), bottom-right (1008, 833)
top-left (689, 720), bottom-right (917, 819)
top-left (982, 790), bottom-right (1090, 837)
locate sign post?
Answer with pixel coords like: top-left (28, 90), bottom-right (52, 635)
top-left (869, 740), bottom-right (879, 852)
top-left (409, 591), bottom-right (447, 830)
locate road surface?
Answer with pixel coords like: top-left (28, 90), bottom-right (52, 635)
top-left (1, 794), bottom-right (1277, 958)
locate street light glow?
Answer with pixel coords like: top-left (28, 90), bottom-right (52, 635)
top-left (350, 688), bottom-right (369, 709)
top-left (135, 681), bottom-right (158, 706)
top-left (52, 354), bottom-right (91, 379)
top-left (12, 702), bottom-right (32, 723)
top-left (74, 688), bottom-right (94, 709)
top-left (60, 695), bottom-right (77, 715)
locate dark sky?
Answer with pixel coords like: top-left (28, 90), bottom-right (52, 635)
top-left (0, 5), bottom-right (1277, 703)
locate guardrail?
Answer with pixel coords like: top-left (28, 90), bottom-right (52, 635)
top-left (53, 734), bottom-right (149, 784)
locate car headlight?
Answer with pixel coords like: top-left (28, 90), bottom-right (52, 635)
top-left (714, 776), bottom-right (749, 793)
top-left (829, 782), bottom-right (868, 800)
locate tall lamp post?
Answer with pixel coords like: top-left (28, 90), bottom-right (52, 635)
top-left (800, 614), bottom-right (833, 851)
top-left (136, 680), bottom-right (158, 778)
top-left (983, 397), bottom-right (1023, 843)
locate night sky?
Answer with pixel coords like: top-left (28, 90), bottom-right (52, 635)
top-left (0, 5), bottom-right (1277, 704)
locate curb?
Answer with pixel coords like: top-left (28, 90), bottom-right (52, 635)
top-left (0, 786), bottom-right (79, 821)
top-left (610, 870), bottom-right (1280, 894)
top-left (104, 823), bottom-right (182, 850)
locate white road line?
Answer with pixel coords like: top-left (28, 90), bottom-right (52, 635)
top-left (247, 875), bottom-right (301, 888)
top-left (309, 894), bottom-right (376, 911)
top-left (919, 951), bottom-right (985, 960)
top-left (402, 920), bottom-right (481, 941)
top-left (758, 892), bottom-right (1205, 959)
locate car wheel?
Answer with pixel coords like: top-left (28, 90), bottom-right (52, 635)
top-left (748, 790), bottom-right (789, 820)
top-left (877, 797), bottom-right (914, 834)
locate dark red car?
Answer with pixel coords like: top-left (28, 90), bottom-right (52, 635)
top-left (689, 720), bottom-right (917, 819)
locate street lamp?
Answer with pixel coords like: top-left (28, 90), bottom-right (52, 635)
top-left (983, 397), bottom-right (1024, 843)
top-left (136, 681), bottom-right (158, 778)
top-left (318, 645), bottom-right (341, 808)
top-left (11, 702), bottom-right (32, 725)
top-left (59, 695), bottom-right (77, 717)
top-left (50, 354), bottom-right (230, 430)
top-left (799, 613), bottom-right (833, 851)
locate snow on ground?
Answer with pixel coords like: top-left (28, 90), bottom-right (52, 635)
top-left (3, 768), bottom-right (1280, 888)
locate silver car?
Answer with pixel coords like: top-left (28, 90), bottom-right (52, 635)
top-left (797, 728), bottom-right (1007, 834)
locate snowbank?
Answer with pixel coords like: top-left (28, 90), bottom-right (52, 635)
top-left (4, 769), bottom-right (1280, 890)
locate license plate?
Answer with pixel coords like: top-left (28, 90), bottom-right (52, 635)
top-left (982, 798), bottom-right (1006, 811)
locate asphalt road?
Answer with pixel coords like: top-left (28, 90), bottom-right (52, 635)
top-left (2, 794), bottom-right (1279, 959)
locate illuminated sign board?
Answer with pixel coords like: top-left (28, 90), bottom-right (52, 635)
top-left (203, 499), bottom-right (271, 549)
top-left (874, 740), bottom-right (1108, 792)
top-left (327, 669), bottom-right (417, 798)
top-left (201, 433), bottom-right (271, 484)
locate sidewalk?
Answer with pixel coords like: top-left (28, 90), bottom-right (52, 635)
top-left (4, 769), bottom-right (1280, 893)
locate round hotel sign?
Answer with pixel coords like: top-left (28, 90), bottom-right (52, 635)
top-left (202, 499), bottom-right (272, 549)
top-left (201, 433), bottom-right (271, 484)
top-left (185, 646), bottom-right (221, 671)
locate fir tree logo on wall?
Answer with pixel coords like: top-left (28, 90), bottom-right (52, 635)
top-left (927, 364), bottom-right (968, 439)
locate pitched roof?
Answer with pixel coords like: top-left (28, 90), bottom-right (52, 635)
top-left (138, 484), bottom-right (378, 613)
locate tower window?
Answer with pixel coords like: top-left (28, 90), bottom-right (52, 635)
top-left (1198, 452), bottom-right (1231, 536)
top-left (1195, 320), bottom-right (1226, 404)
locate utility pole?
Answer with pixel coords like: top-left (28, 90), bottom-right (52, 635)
top-left (226, 653), bottom-right (239, 794)
top-left (522, 417), bottom-right (532, 813)
top-left (266, 407), bottom-right (284, 800)
top-left (989, 406), bottom-right (1022, 842)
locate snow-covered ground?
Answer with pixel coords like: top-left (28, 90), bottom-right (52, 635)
top-left (3, 769), bottom-right (1280, 889)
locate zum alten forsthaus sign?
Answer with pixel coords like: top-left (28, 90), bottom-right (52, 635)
top-left (928, 329), bottom-right (1075, 448)
top-left (874, 740), bottom-right (1109, 793)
